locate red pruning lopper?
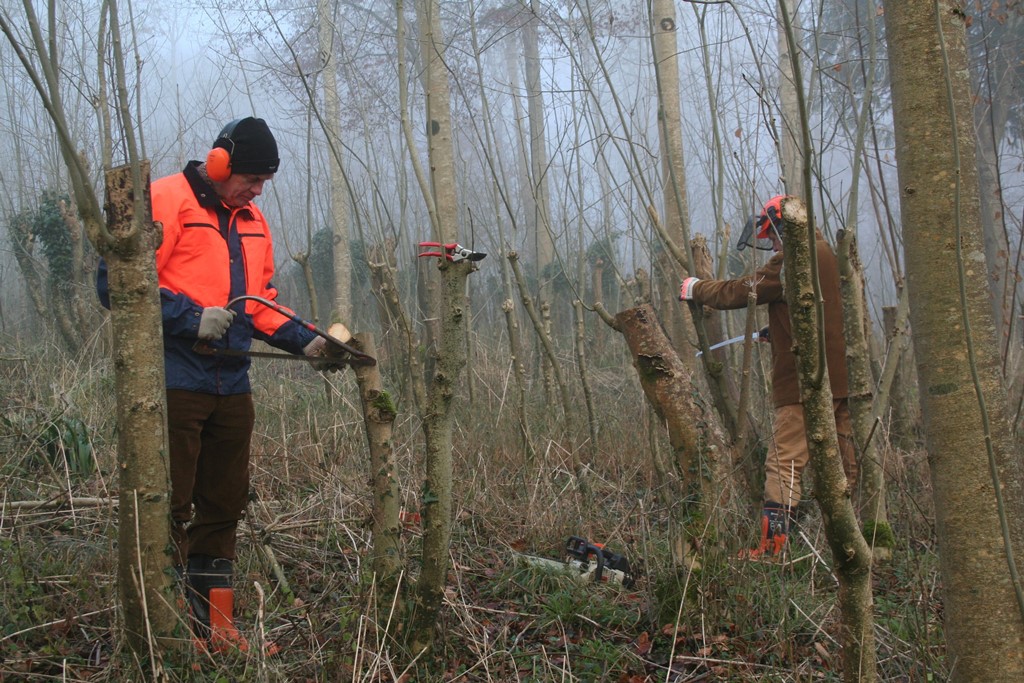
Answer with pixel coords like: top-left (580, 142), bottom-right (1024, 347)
top-left (417, 242), bottom-right (487, 263)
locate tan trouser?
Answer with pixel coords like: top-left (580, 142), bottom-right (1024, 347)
top-left (764, 399), bottom-right (856, 507)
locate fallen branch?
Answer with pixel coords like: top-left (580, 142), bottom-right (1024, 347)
top-left (3, 496), bottom-right (115, 511)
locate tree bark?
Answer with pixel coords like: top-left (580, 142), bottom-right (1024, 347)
top-left (884, 2), bottom-right (1024, 679)
top-left (651, 0), bottom-right (696, 365)
top-left (367, 239), bottom-right (398, 366)
top-left (777, 0), bottom-right (806, 198)
top-left (781, 198), bottom-right (875, 682)
top-left (613, 304), bottom-right (724, 567)
top-left (104, 164), bottom-right (177, 653)
top-left (880, 302), bottom-right (919, 450)
top-left (837, 227), bottom-right (893, 561)
top-left (407, 0), bottom-right (475, 655)
top-left (317, 0), bottom-right (353, 326)
top-left (969, 7), bottom-right (1023, 350)
top-left (351, 332), bottom-right (401, 592)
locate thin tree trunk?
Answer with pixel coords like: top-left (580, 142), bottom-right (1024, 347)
top-left (406, 0), bottom-right (475, 655)
top-left (777, 0), bottom-right (806, 199)
top-left (781, 198), bottom-right (875, 682)
top-left (573, 300), bottom-right (599, 464)
top-left (733, 291), bottom-right (762, 506)
top-left (49, 281), bottom-right (81, 353)
top-left (352, 332), bottom-right (401, 591)
top-left (969, 9), bottom-right (1023, 351)
top-left (884, 2), bottom-right (1024, 678)
top-left (397, 0), bottom-right (439, 384)
top-left (58, 199), bottom-right (94, 340)
top-left (522, 1), bottom-right (556, 406)
top-left (651, 0), bottom-right (696, 366)
top-left (104, 164), bottom-right (177, 654)
top-left (837, 228), bottom-right (893, 561)
top-left (502, 294), bottom-right (534, 459)
top-left (2, 1), bottom-right (176, 663)
top-left (294, 252), bottom-right (319, 324)
top-left (880, 302), bottom-right (918, 450)
top-left (591, 257), bottom-right (606, 357)
top-left (465, 3), bottom-right (533, 458)
top-left (366, 240), bottom-right (396, 365)
top-left (508, 252), bottom-right (583, 478)
top-left (317, 0), bottom-right (352, 326)
top-left (523, 0), bottom-right (555, 297)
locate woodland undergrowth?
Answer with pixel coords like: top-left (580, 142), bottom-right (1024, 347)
top-left (0, 331), bottom-right (944, 682)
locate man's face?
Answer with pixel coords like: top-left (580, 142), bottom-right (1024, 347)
top-left (214, 173), bottom-right (273, 208)
top-left (770, 232), bottom-right (783, 253)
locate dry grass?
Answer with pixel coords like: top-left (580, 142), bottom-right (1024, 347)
top-left (0, 334), bottom-right (944, 682)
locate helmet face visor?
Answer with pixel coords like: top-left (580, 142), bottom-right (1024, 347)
top-left (737, 195), bottom-right (791, 251)
top-left (737, 215), bottom-right (774, 251)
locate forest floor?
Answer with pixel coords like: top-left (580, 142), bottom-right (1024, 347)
top-left (0, 348), bottom-right (944, 682)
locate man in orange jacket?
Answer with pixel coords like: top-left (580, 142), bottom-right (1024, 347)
top-left (99, 117), bottom-right (339, 649)
top-left (679, 195), bottom-right (856, 559)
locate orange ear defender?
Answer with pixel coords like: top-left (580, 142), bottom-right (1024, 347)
top-left (205, 119), bottom-right (243, 182)
top-left (205, 147), bottom-right (232, 182)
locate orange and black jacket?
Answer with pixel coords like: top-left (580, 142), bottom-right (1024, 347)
top-left (98, 161), bottom-right (315, 394)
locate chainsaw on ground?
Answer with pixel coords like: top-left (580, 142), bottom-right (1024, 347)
top-left (515, 536), bottom-right (635, 587)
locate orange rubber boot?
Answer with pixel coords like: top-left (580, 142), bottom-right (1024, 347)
top-left (738, 504), bottom-right (789, 561)
top-left (208, 587), bottom-right (280, 656)
top-left (209, 588), bottom-right (249, 653)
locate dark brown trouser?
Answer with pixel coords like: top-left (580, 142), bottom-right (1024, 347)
top-left (167, 389), bottom-right (255, 565)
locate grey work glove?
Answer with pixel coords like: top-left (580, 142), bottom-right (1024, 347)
top-left (198, 306), bottom-right (236, 340)
top-left (303, 336), bottom-right (345, 373)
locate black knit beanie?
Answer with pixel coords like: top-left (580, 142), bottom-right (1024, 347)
top-left (213, 117), bottom-right (280, 175)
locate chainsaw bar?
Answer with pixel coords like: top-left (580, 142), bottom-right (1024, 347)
top-left (192, 342), bottom-right (376, 367)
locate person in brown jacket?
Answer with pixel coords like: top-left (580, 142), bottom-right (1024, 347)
top-left (679, 195), bottom-right (856, 559)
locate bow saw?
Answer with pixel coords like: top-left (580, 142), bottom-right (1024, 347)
top-left (192, 295), bottom-right (376, 367)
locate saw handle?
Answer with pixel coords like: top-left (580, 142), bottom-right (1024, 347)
top-left (226, 295), bottom-right (376, 366)
top-left (565, 536), bottom-right (608, 583)
top-left (564, 536), bottom-right (634, 586)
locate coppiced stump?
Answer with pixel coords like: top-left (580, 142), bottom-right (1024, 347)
top-left (104, 164), bottom-right (178, 654)
top-left (780, 198), bottom-right (875, 682)
top-left (351, 332), bottom-right (401, 593)
top-left (837, 228), bottom-right (894, 561)
top-left (612, 304), bottom-right (725, 568)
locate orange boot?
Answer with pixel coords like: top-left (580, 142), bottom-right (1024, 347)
top-left (187, 556), bottom-right (280, 656)
top-left (209, 588), bottom-right (281, 656)
top-left (208, 587), bottom-right (249, 653)
top-left (186, 556), bottom-right (246, 653)
top-left (739, 503), bottom-right (790, 560)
